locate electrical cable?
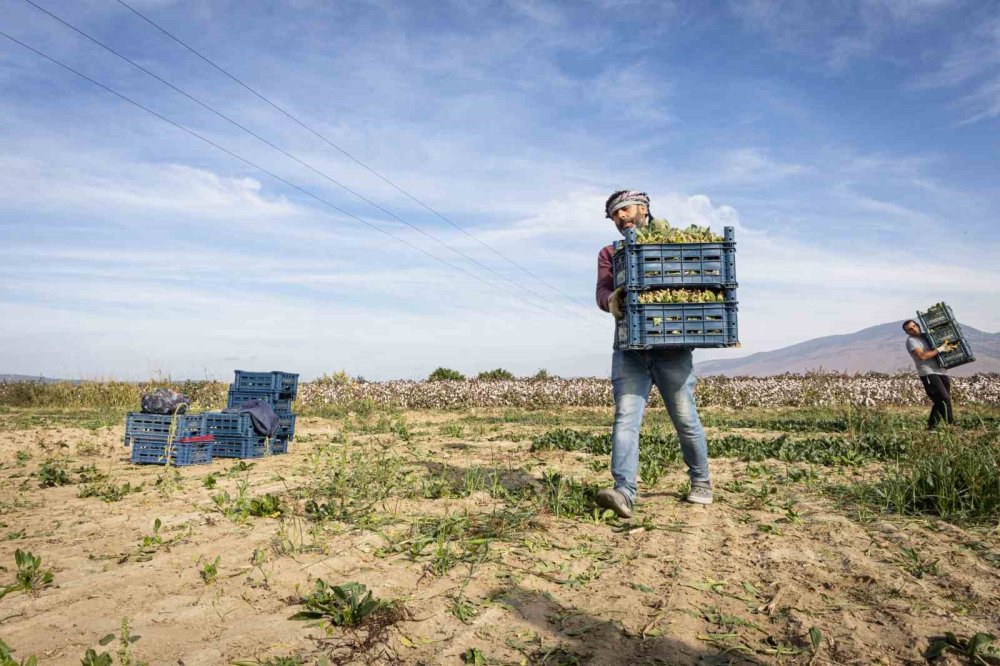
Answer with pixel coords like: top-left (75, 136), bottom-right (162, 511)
top-left (114, 0), bottom-right (596, 312)
top-left (0, 29), bottom-right (568, 318)
top-left (20, 0), bottom-right (597, 322)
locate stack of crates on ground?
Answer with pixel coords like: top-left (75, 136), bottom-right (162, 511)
top-left (124, 413), bottom-right (213, 466)
top-left (124, 370), bottom-right (299, 465)
top-left (205, 370), bottom-right (299, 458)
top-left (917, 302), bottom-right (976, 370)
top-left (613, 226), bottom-right (739, 349)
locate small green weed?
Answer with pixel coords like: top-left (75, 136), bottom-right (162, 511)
top-left (0, 549), bottom-right (54, 599)
top-left (80, 649), bottom-right (113, 666)
top-left (898, 546), bottom-right (939, 579)
top-left (461, 647), bottom-right (487, 664)
top-left (291, 580), bottom-right (400, 628)
top-left (199, 555), bottom-right (220, 584)
top-left (926, 631), bottom-right (999, 663)
top-left (0, 639), bottom-right (37, 666)
top-left (37, 459), bottom-right (70, 487)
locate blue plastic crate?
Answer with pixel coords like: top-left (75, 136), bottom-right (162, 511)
top-left (276, 413), bottom-right (296, 439)
top-left (131, 437), bottom-right (212, 466)
top-left (213, 433), bottom-right (289, 458)
top-left (919, 303), bottom-right (954, 328)
top-left (616, 292), bottom-right (739, 350)
top-left (271, 434), bottom-right (290, 455)
top-left (124, 412), bottom-right (204, 446)
top-left (233, 370), bottom-right (299, 398)
top-left (917, 303), bottom-right (976, 370)
top-left (613, 226), bottom-right (736, 290)
top-left (203, 411), bottom-right (290, 458)
top-left (226, 388), bottom-right (293, 413)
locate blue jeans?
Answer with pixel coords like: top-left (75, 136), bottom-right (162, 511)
top-left (611, 349), bottom-right (710, 503)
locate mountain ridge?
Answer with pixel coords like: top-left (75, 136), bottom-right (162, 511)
top-left (697, 321), bottom-right (1000, 376)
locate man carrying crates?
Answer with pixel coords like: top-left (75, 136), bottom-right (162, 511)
top-left (903, 319), bottom-right (957, 429)
top-left (594, 190), bottom-right (713, 518)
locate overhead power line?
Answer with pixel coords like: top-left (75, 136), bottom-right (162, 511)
top-left (21, 0), bottom-right (596, 323)
top-left (0, 30), bottom-right (563, 317)
top-left (114, 0), bottom-right (595, 312)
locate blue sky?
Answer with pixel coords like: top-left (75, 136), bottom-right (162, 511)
top-left (1, 0), bottom-right (998, 380)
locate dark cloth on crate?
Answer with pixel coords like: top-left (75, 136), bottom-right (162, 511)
top-left (141, 388), bottom-right (190, 415)
top-left (223, 399), bottom-right (279, 437)
top-left (920, 373), bottom-right (954, 429)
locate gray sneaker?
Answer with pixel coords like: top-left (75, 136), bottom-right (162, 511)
top-left (686, 484), bottom-right (713, 505)
top-left (595, 487), bottom-right (633, 519)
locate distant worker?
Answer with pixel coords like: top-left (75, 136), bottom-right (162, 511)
top-left (903, 319), bottom-right (957, 429)
top-left (593, 190), bottom-right (712, 518)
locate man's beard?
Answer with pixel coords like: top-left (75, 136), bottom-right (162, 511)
top-left (618, 212), bottom-right (647, 234)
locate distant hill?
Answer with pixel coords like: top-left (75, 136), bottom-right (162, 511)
top-left (697, 322), bottom-right (1000, 377)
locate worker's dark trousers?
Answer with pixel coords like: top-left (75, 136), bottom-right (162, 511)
top-left (920, 374), bottom-right (954, 429)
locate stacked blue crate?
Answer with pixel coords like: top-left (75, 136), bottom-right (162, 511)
top-left (213, 370), bottom-right (299, 457)
top-left (124, 413), bottom-right (213, 466)
top-left (917, 302), bottom-right (976, 370)
top-left (613, 227), bottom-right (739, 350)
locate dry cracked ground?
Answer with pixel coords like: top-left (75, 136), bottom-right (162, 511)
top-left (0, 406), bottom-right (998, 665)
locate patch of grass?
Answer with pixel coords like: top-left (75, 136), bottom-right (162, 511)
top-left (78, 478), bottom-right (142, 502)
top-left (843, 429), bottom-right (1000, 523)
top-left (539, 470), bottom-right (600, 519)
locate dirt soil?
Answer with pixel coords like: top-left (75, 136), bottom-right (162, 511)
top-left (0, 408), bottom-right (998, 665)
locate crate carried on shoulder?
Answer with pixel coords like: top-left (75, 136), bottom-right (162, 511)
top-left (613, 226), bottom-right (740, 350)
top-left (917, 302), bottom-right (976, 370)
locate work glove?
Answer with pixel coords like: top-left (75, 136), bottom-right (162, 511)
top-left (608, 288), bottom-right (625, 320)
top-left (935, 342), bottom-right (956, 353)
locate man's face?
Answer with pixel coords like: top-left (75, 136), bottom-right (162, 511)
top-left (611, 204), bottom-right (648, 234)
top-left (904, 321), bottom-right (921, 336)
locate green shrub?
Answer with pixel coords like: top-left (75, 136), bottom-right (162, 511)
top-left (476, 368), bottom-right (514, 381)
top-left (428, 367), bottom-right (465, 382)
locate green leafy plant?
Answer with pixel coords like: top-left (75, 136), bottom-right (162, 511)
top-left (37, 459), bottom-right (70, 487)
top-left (0, 549), bottom-right (54, 599)
top-left (248, 493), bottom-right (284, 518)
top-left (199, 555), bottom-right (220, 584)
top-left (926, 631), bottom-right (999, 663)
top-left (202, 473), bottom-right (218, 489)
top-left (634, 218), bottom-right (724, 243)
top-left (461, 647), bottom-right (487, 664)
top-left (80, 649), bottom-right (113, 666)
top-left (638, 288), bottom-right (727, 304)
top-left (15, 451), bottom-right (30, 467)
top-left (290, 580), bottom-right (399, 628)
top-left (0, 638), bottom-right (37, 666)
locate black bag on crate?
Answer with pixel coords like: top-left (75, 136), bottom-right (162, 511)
top-left (222, 399), bottom-right (278, 437)
top-left (140, 388), bottom-right (191, 415)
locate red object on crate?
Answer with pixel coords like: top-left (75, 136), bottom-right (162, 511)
top-left (176, 435), bottom-right (215, 444)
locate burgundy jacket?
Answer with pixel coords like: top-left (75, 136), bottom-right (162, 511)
top-left (595, 244), bottom-right (615, 312)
